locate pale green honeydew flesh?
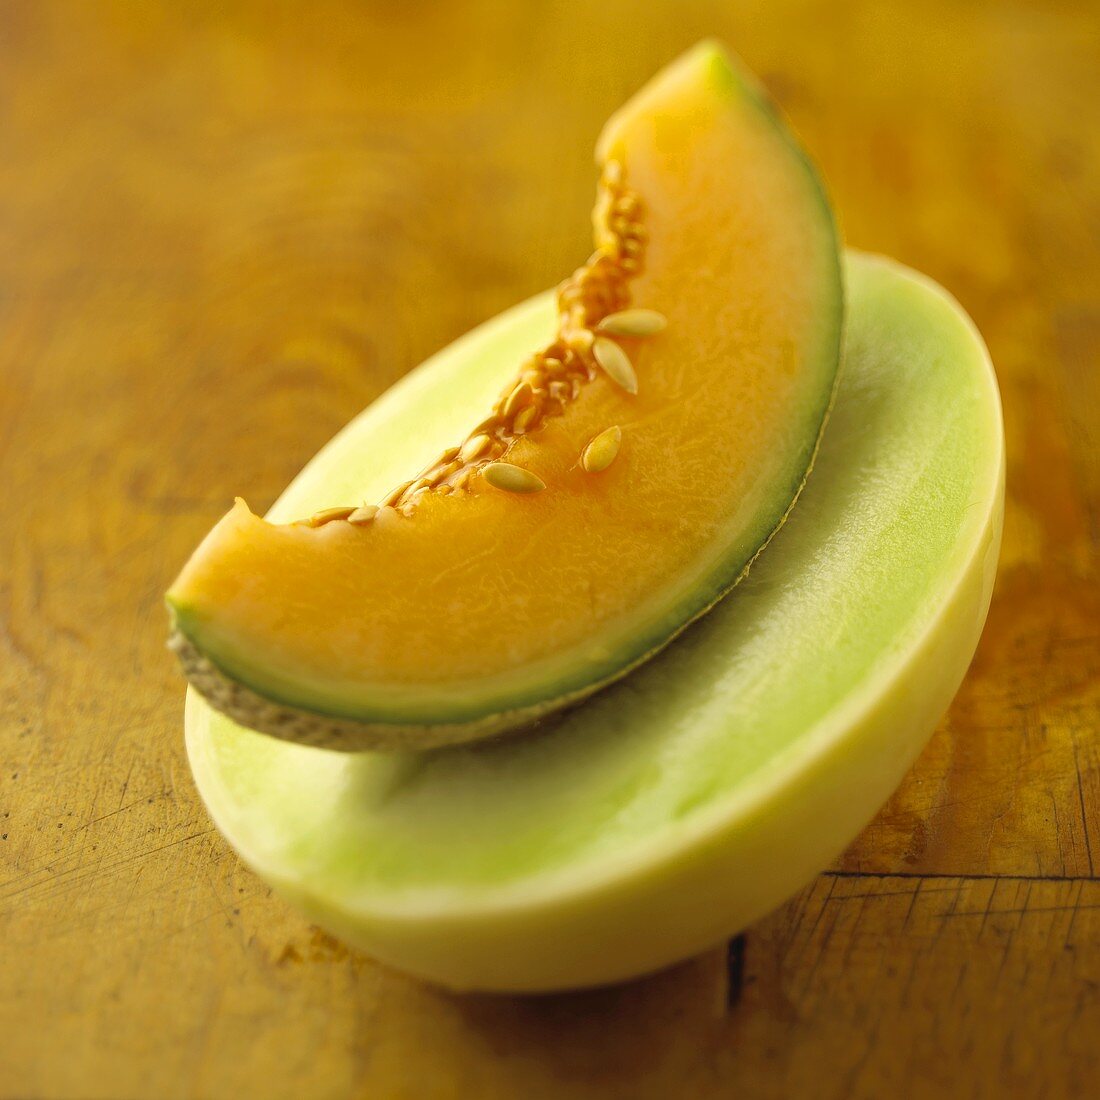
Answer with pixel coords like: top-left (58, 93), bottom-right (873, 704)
top-left (186, 252), bottom-right (1004, 992)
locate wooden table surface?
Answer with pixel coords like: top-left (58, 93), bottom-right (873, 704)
top-left (2, 2), bottom-right (1098, 1097)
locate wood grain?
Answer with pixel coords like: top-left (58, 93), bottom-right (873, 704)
top-left (1, 1), bottom-right (1097, 1097)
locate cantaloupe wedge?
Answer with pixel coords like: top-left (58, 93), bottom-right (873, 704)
top-left (186, 253), bottom-right (1004, 992)
top-left (167, 42), bottom-right (843, 748)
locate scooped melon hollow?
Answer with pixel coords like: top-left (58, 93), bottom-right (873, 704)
top-left (187, 254), bottom-right (1004, 992)
top-left (167, 41), bottom-right (843, 749)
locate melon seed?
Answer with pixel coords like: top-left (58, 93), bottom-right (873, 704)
top-left (379, 482), bottom-right (413, 508)
top-left (459, 434), bottom-right (492, 463)
top-left (567, 328), bottom-right (595, 355)
top-left (429, 459), bottom-right (461, 483)
top-left (348, 504), bottom-right (379, 525)
top-left (593, 337), bottom-right (638, 395)
top-left (482, 462), bottom-right (546, 494)
top-left (581, 426), bottom-right (623, 473)
top-left (307, 506), bottom-right (355, 527)
top-left (512, 405), bottom-right (538, 434)
top-left (502, 381), bottom-right (533, 419)
top-left (597, 309), bottom-right (666, 338)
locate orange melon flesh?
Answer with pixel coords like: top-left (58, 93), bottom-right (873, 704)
top-left (168, 43), bottom-right (842, 742)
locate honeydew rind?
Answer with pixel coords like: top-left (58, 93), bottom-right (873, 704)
top-left (186, 253), bottom-right (1004, 991)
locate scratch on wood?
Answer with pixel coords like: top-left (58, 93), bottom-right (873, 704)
top-left (1071, 731), bottom-right (1096, 876)
top-left (824, 870), bottom-right (1100, 883)
top-left (73, 795), bottom-right (151, 833)
top-left (725, 935), bottom-right (746, 1010)
top-left (0, 827), bottom-right (215, 904)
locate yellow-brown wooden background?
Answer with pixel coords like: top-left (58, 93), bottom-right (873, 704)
top-left (2, 2), bottom-right (1098, 1097)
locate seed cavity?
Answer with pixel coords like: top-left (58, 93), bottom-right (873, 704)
top-left (593, 337), bottom-right (638, 395)
top-left (306, 159), bottom-right (646, 522)
top-left (581, 425), bottom-right (623, 473)
top-left (482, 462), bottom-right (546, 494)
top-left (348, 504), bottom-right (379, 525)
top-left (597, 308), bottom-right (667, 338)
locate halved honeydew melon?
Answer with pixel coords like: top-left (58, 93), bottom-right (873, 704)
top-left (167, 42), bottom-right (843, 747)
top-left (186, 252), bottom-right (1004, 992)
